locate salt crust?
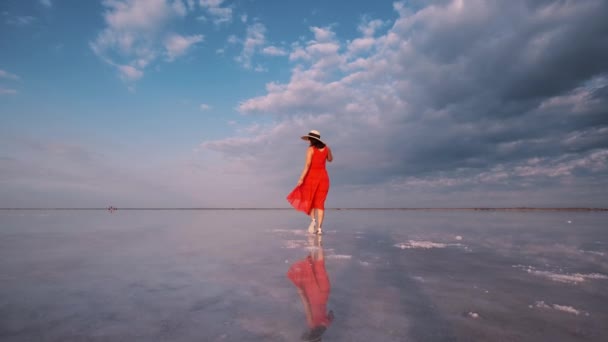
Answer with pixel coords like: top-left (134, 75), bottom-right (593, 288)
top-left (394, 240), bottom-right (468, 250)
top-left (513, 265), bottom-right (608, 284)
top-left (531, 301), bottom-right (588, 316)
top-left (394, 241), bottom-right (448, 249)
top-left (326, 254), bottom-right (352, 260)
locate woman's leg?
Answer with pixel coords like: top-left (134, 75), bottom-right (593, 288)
top-left (308, 209), bottom-right (317, 233)
top-left (317, 209), bottom-right (325, 233)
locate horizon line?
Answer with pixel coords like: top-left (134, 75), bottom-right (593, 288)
top-left (1, 207), bottom-right (606, 211)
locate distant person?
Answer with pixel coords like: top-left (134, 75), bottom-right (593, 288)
top-left (287, 130), bottom-right (333, 235)
top-left (287, 235), bottom-right (334, 341)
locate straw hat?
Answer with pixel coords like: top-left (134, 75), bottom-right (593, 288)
top-left (301, 130), bottom-right (325, 144)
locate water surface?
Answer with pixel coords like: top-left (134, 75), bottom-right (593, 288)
top-left (1, 210), bottom-right (607, 341)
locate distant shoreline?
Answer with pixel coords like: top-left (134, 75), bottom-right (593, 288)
top-left (1, 207), bottom-right (606, 212)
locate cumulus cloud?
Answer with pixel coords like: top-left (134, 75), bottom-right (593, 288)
top-left (287, 26), bottom-right (344, 70)
top-left (204, 0), bottom-right (608, 206)
top-left (262, 46), bottom-right (288, 56)
top-left (172, 0), bottom-right (187, 16)
top-left (90, 0), bottom-right (201, 83)
top-left (358, 18), bottom-right (385, 37)
top-left (235, 22), bottom-right (266, 69)
top-left (117, 64), bottom-right (143, 81)
top-left (164, 33), bottom-right (204, 61)
top-left (231, 22), bottom-right (294, 69)
top-left (199, 0), bottom-right (232, 25)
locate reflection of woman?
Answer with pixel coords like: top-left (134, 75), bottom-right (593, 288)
top-left (287, 235), bottom-right (334, 341)
top-left (287, 130), bottom-right (333, 235)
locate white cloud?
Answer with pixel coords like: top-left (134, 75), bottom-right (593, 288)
top-left (40, 0), bottom-right (52, 8)
top-left (199, 0), bottom-right (223, 7)
top-left (203, 0), bottom-right (608, 207)
top-left (0, 69), bottom-right (20, 95)
top-left (172, 0), bottom-right (187, 16)
top-left (102, 0), bottom-right (173, 31)
top-left (7, 16), bottom-right (35, 26)
top-left (288, 26), bottom-right (344, 71)
top-left (347, 37), bottom-right (376, 54)
top-left (199, 103), bottom-right (211, 111)
top-left (235, 22), bottom-right (266, 69)
top-left (358, 18), bottom-right (385, 37)
top-left (262, 45), bottom-right (288, 56)
top-left (310, 26), bottom-right (335, 42)
top-left (227, 34), bottom-right (239, 44)
top-left (254, 65), bottom-right (268, 72)
top-left (0, 69), bottom-right (20, 81)
top-left (91, 0), bottom-right (204, 84)
top-left (289, 44), bottom-right (310, 61)
top-left (240, 14), bottom-right (247, 23)
top-left (0, 87), bottom-right (18, 95)
top-left (118, 64), bottom-right (143, 81)
top-left (186, 0), bottom-right (196, 10)
top-left (199, 0), bottom-right (232, 25)
top-left (164, 33), bottom-right (204, 61)
top-left (208, 7), bottom-right (232, 24)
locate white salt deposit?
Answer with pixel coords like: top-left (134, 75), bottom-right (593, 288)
top-left (583, 273), bottom-right (608, 279)
top-left (514, 265), bottom-right (608, 284)
top-left (394, 240), bottom-right (448, 249)
top-left (530, 270), bottom-right (586, 284)
top-left (467, 312), bottom-right (480, 319)
top-left (534, 301), bottom-right (551, 310)
top-left (580, 250), bottom-right (605, 256)
top-left (271, 229), bottom-right (308, 236)
top-left (533, 301), bottom-right (585, 316)
top-left (552, 304), bottom-right (581, 315)
top-left (283, 240), bottom-right (304, 249)
top-left (394, 240), bottom-right (469, 250)
top-left (327, 254), bottom-right (352, 260)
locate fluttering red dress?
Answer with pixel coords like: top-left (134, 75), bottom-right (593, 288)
top-left (287, 147), bottom-right (330, 215)
top-left (287, 255), bottom-right (332, 328)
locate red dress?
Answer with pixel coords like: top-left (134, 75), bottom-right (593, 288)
top-left (287, 255), bottom-right (332, 328)
top-left (287, 147), bottom-right (330, 215)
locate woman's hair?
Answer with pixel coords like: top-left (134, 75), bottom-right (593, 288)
top-left (309, 138), bottom-right (326, 149)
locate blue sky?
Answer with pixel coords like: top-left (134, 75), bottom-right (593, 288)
top-left (1, 0), bottom-right (607, 208)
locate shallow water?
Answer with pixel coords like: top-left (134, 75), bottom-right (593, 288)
top-left (0, 210), bottom-right (607, 341)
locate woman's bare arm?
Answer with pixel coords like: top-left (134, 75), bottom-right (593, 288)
top-left (297, 147), bottom-right (314, 186)
top-left (327, 147), bottom-right (333, 162)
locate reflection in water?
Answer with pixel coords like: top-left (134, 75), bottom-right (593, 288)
top-left (287, 235), bottom-right (334, 341)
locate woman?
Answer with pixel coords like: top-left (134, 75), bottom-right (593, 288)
top-left (287, 130), bottom-right (333, 234)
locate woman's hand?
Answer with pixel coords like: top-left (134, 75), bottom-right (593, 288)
top-left (296, 179), bottom-right (303, 187)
